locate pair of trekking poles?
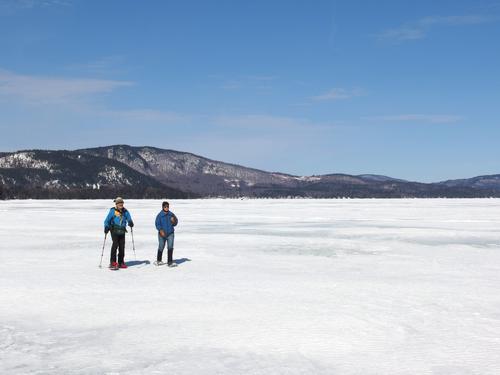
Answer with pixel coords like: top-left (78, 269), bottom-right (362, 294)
top-left (98, 228), bottom-right (136, 268)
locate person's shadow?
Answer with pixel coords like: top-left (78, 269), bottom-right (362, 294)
top-left (174, 258), bottom-right (192, 265)
top-left (126, 260), bottom-right (151, 267)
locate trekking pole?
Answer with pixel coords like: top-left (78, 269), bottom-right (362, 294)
top-left (99, 233), bottom-right (108, 268)
top-left (131, 228), bottom-right (137, 260)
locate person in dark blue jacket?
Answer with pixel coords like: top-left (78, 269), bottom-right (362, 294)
top-left (155, 201), bottom-right (178, 266)
top-left (104, 197), bottom-right (134, 269)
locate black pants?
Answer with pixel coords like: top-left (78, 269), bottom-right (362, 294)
top-left (110, 233), bottom-right (125, 264)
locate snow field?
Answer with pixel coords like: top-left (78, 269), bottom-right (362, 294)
top-left (1, 199), bottom-right (500, 374)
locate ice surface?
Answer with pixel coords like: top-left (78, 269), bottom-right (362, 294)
top-left (1, 199), bottom-right (500, 374)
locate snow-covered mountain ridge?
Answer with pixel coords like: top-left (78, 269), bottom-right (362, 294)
top-left (1, 145), bottom-right (499, 198)
top-left (0, 149), bottom-right (188, 199)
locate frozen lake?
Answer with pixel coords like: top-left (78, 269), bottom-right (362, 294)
top-left (1, 199), bottom-right (500, 374)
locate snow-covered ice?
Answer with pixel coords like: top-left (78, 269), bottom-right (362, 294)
top-left (1, 199), bottom-right (500, 374)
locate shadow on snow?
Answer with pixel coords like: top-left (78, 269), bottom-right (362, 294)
top-left (174, 258), bottom-right (192, 265)
top-left (125, 260), bottom-right (151, 267)
top-left (125, 258), bottom-right (192, 267)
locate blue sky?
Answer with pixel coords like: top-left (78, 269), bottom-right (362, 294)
top-left (0, 0), bottom-right (499, 182)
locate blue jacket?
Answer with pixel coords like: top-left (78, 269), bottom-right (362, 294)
top-left (155, 210), bottom-right (178, 236)
top-left (104, 207), bottom-right (133, 231)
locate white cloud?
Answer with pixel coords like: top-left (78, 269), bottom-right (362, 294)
top-left (221, 80), bottom-right (242, 90)
top-left (376, 27), bottom-right (425, 42)
top-left (0, 68), bottom-right (191, 127)
top-left (220, 74), bottom-right (278, 91)
top-left (214, 114), bottom-right (305, 129)
top-left (376, 15), bottom-right (493, 43)
top-left (363, 114), bottom-right (463, 124)
top-left (100, 109), bottom-right (191, 125)
top-left (66, 56), bottom-right (127, 75)
top-left (208, 112), bottom-right (350, 151)
top-left (312, 88), bottom-right (365, 101)
top-left (419, 15), bottom-right (491, 27)
top-left (0, 0), bottom-right (71, 11)
top-left (0, 69), bottom-right (133, 105)
top-left (245, 75), bottom-right (278, 81)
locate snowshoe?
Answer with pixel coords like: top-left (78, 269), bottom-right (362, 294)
top-left (109, 262), bottom-right (119, 270)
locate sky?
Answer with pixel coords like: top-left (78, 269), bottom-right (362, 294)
top-left (0, 0), bottom-right (499, 182)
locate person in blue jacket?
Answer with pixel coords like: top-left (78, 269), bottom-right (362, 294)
top-left (155, 201), bottom-right (178, 266)
top-left (104, 197), bottom-right (134, 270)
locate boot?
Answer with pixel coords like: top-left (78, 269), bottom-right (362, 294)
top-left (155, 250), bottom-right (165, 266)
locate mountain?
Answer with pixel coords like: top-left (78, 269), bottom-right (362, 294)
top-left (438, 175), bottom-right (500, 190)
top-left (79, 145), bottom-right (500, 198)
top-left (0, 149), bottom-right (191, 199)
top-left (78, 145), bottom-right (311, 197)
top-left (1, 145), bottom-right (499, 199)
top-left (356, 174), bottom-right (407, 183)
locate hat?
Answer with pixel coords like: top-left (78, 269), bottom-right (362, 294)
top-left (114, 197), bottom-right (124, 204)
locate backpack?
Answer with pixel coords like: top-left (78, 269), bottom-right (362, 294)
top-left (110, 208), bottom-right (128, 235)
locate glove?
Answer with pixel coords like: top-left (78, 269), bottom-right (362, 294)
top-left (129, 221), bottom-right (134, 228)
top-left (171, 216), bottom-right (178, 225)
top-left (159, 229), bottom-right (166, 238)
top-left (104, 227), bottom-right (110, 234)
